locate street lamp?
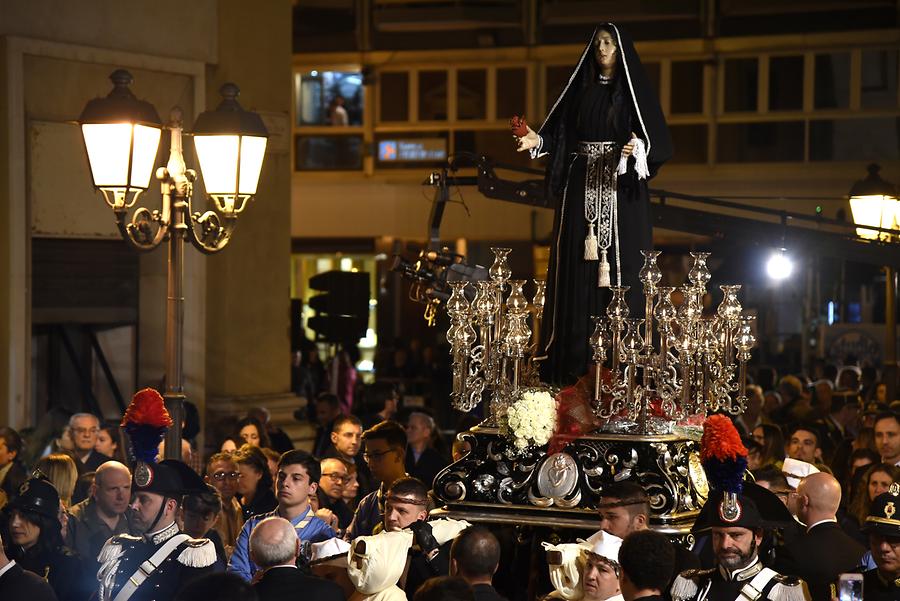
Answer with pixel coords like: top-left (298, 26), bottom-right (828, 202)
top-left (79, 70), bottom-right (268, 458)
top-left (848, 163), bottom-right (898, 401)
top-left (766, 248), bottom-right (794, 281)
top-left (849, 163), bottom-right (898, 241)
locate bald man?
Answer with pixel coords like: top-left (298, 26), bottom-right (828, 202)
top-left (249, 516), bottom-right (343, 601)
top-left (774, 472), bottom-right (865, 601)
top-left (66, 461), bottom-right (135, 573)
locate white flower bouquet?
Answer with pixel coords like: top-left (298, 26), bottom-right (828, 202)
top-left (504, 388), bottom-right (558, 452)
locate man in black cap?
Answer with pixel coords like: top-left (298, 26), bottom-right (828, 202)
top-left (671, 485), bottom-right (811, 601)
top-left (95, 459), bottom-right (223, 601)
top-left (859, 482), bottom-right (900, 600)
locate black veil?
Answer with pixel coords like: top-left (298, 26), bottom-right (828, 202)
top-left (536, 22), bottom-right (672, 200)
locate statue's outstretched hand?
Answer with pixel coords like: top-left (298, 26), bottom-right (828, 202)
top-left (515, 126), bottom-right (540, 152)
top-left (510, 115), bottom-right (539, 152)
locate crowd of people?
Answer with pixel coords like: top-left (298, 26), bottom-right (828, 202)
top-left (0, 358), bottom-right (898, 600)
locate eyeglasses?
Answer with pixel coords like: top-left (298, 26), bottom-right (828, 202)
top-left (72, 427), bottom-right (99, 435)
top-left (322, 472), bottom-right (349, 483)
top-left (363, 449), bottom-right (397, 462)
top-left (211, 471), bottom-right (241, 481)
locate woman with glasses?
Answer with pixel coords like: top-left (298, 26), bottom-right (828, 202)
top-left (204, 452), bottom-right (245, 557)
top-left (233, 444), bottom-right (277, 521)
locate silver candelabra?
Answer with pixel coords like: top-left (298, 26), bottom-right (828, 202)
top-left (443, 248), bottom-right (755, 435)
top-left (589, 250), bottom-right (756, 434)
top-left (446, 248), bottom-right (546, 415)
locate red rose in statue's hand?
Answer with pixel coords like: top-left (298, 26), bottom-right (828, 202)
top-left (509, 115), bottom-right (529, 137)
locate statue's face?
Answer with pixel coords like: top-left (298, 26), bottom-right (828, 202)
top-left (594, 30), bottom-right (617, 72)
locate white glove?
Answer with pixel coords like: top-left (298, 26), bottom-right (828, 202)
top-left (515, 126), bottom-right (540, 152)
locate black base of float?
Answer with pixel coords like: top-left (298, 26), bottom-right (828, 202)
top-left (432, 424), bottom-right (708, 544)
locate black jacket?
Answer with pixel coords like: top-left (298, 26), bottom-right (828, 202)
top-left (403, 542), bottom-right (451, 601)
top-left (405, 447), bottom-right (449, 490)
top-left (863, 567), bottom-right (900, 601)
top-left (15, 545), bottom-right (89, 601)
top-left (241, 486), bottom-right (278, 521)
top-left (773, 521), bottom-right (865, 601)
top-left (77, 450), bottom-right (112, 474)
top-left (317, 489), bottom-right (354, 531)
top-left (0, 561), bottom-right (59, 601)
top-left (472, 583), bottom-right (508, 601)
top-left (252, 565), bottom-right (344, 601)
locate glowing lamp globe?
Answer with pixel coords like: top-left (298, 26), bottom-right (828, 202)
top-left (766, 250), bottom-right (793, 281)
top-left (849, 164), bottom-right (898, 241)
top-left (78, 70), bottom-right (162, 208)
top-left (192, 83), bottom-right (268, 215)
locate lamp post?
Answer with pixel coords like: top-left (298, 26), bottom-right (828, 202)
top-left (79, 70), bottom-right (268, 459)
top-left (849, 163), bottom-right (898, 400)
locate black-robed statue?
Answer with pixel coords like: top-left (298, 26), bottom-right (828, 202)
top-left (513, 23), bottom-right (672, 386)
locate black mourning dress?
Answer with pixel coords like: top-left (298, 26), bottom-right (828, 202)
top-left (534, 23), bottom-right (671, 386)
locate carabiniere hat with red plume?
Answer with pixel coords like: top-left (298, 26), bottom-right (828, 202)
top-left (120, 388), bottom-right (174, 492)
top-left (692, 415), bottom-right (793, 532)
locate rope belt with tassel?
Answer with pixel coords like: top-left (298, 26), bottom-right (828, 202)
top-left (575, 141), bottom-right (620, 287)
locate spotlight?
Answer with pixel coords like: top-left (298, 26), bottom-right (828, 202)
top-left (766, 249), bottom-right (793, 280)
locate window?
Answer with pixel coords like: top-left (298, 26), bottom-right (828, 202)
top-left (809, 117), bottom-right (900, 161)
top-left (769, 56), bottom-right (803, 111)
top-left (380, 72), bottom-right (409, 122)
top-left (419, 70), bottom-right (448, 121)
top-left (669, 125), bottom-right (708, 164)
top-left (295, 135), bottom-right (364, 170)
top-left (496, 68), bottom-right (527, 121)
top-left (457, 69), bottom-right (487, 120)
top-left (671, 61), bottom-right (704, 114)
top-left (861, 49), bottom-right (899, 109)
top-left (717, 121), bottom-right (804, 162)
top-left (814, 53), bottom-right (850, 109)
top-left (296, 71), bottom-right (364, 126)
top-left (724, 58), bottom-right (758, 112)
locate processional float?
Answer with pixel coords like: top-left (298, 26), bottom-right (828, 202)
top-left (431, 247), bottom-right (755, 541)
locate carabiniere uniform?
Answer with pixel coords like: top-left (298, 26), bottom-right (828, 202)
top-left (671, 416), bottom-right (809, 601)
top-left (670, 485), bottom-right (808, 601)
top-left (859, 483), bottom-right (900, 601)
top-left (96, 459), bottom-right (219, 601)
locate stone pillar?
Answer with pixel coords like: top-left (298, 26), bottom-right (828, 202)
top-left (203, 0), bottom-right (303, 451)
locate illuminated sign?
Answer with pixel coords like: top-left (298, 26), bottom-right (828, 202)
top-left (378, 138), bottom-right (447, 162)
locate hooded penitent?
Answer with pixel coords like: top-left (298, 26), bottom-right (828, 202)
top-left (532, 22), bottom-right (672, 386)
top-left (347, 530), bottom-right (413, 601)
top-left (543, 531), bottom-right (623, 600)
